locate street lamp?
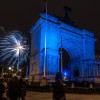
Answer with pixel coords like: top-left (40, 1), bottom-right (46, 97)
top-left (9, 67), bottom-right (12, 70)
top-left (60, 36), bottom-right (63, 73)
top-left (43, 0), bottom-right (48, 78)
top-left (8, 67), bottom-right (14, 76)
top-left (19, 69), bottom-right (22, 76)
top-left (57, 35), bottom-right (63, 73)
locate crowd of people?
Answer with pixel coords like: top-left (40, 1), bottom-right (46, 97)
top-left (0, 72), bottom-right (67, 100)
top-left (0, 76), bottom-right (27, 100)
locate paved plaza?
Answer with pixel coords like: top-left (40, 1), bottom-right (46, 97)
top-left (25, 91), bottom-right (100, 100)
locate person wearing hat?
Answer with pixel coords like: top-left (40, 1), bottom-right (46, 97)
top-left (52, 72), bottom-right (66, 100)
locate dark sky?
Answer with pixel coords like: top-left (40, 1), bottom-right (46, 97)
top-left (0, 0), bottom-right (100, 50)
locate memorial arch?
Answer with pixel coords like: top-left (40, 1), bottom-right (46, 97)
top-left (57, 39), bottom-right (82, 80)
top-left (29, 12), bottom-right (96, 82)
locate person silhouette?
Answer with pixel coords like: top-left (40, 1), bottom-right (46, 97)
top-left (7, 77), bottom-right (20, 100)
top-left (52, 72), bottom-right (66, 100)
top-left (0, 78), bottom-right (7, 100)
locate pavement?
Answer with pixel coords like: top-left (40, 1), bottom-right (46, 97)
top-left (4, 91), bottom-right (100, 100)
top-left (25, 91), bottom-right (100, 100)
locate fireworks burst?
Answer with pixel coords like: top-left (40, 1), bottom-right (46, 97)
top-left (0, 31), bottom-right (29, 70)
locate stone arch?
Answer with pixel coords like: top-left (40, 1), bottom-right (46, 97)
top-left (59, 48), bottom-right (71, 70)
top-left (58, 41), bottom-right (80, 61)
top-left (29, 12), bottom-right (95, 83)
top-left (58, 41), bottom-right (81, 80)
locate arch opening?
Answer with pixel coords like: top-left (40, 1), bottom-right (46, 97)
top-left (59, 48), bottom-right (71, 80)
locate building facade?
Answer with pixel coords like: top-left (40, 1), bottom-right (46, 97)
top-left (29, 12), bottom-right (97, 83)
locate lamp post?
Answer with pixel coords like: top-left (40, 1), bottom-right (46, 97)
top-left (8, 66), bottom-right (14, 76)
top-left (57, 35), bottom-right (63, 73)
top-left (60, 36), bottom-right (63, 73)
top-left (19, 69), bottom-right (22, 76)
top-left (8, 67), bottom-right (12, 77)
top-left (43, 0), bottom-right (47, 78)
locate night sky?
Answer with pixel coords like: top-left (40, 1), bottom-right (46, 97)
top-left (0, 0), bottom-right (100, 50)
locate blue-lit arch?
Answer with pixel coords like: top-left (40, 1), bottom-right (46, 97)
top-left (29, 12), bottom-right (95, 82)
top-left (57, 41), bottom-right (80, 60)
top-left (57, 40), bottom-right (81, 80)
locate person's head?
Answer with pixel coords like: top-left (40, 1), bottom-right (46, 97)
top-left (19, 77), bottom-right (23, 83)
top-left (43, 77), bottom-right (46, 79)
top-left (55, 72), bottom-right (62, 81)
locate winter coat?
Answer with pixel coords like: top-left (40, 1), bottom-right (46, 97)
top-left (52, 80), bottom-right (66, 100)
